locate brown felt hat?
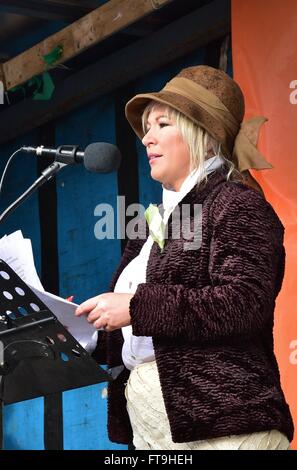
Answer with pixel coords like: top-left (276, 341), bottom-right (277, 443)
top-left (125, 65), bottom-right (272, 173)
top-left (125, 66), bottom-right (244, 157)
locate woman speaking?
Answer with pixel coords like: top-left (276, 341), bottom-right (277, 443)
top-left (76, 65), bottom-right (294, 450)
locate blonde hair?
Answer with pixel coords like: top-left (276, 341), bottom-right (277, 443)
top-left (142, 102), bottom-right (240, 183)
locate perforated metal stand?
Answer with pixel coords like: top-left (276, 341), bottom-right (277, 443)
top-left (0, 259), bottom-right (110, 405)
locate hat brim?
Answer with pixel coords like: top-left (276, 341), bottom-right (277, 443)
top-left (125, 90), bottom-right (233, 158)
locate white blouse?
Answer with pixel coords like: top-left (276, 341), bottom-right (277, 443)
top-left (115, 156), bottom-right (224, 370)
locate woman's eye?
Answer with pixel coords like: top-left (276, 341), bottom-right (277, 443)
top-left (159, 122), bottom-right (169, 128)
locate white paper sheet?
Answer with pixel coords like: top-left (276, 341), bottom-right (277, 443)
top-left (0, 230), bottom-right (44, 290)
top-left (0, 230), bottom-right (98, 352)
top-left (29, 285), bottom-right (98, 353)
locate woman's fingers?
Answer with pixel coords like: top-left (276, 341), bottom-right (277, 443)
top-left (75, 295), bottom-right (108, 331)
top-left (75, 296), bottom-right (98, 316)
top-left (93, 317), bottom-right (108, 331)
top-left (75, 292), bottom-right (132, 331)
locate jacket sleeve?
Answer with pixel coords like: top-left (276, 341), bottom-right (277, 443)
top-left (129, 190), bottom-right (285, 343)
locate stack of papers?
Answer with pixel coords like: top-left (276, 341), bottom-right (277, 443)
top-left (0, 230), bottom-right (44, 291)
top-left (0, 230), bottom-right (98, 352)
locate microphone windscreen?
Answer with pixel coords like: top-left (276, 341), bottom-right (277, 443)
top-left (84, 143), bottom-right (121, 173)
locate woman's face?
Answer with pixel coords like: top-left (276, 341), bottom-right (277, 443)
top-left (142, 106), bottom-right (190, 191)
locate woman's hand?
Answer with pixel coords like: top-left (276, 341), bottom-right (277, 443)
top-left (75, 293), bottom-right (134, 332)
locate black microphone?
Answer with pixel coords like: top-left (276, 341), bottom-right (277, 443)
top-left (21, 142), bottom-right (121, 173)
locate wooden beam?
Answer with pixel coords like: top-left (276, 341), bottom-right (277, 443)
top-left (2, 0), bottom-right (174, 90)
top-left (0, 0), bottom-right (230, 145)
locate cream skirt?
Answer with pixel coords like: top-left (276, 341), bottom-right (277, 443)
top-left (125, 361), bottom-right (290, 450)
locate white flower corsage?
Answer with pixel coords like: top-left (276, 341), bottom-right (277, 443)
top-left (144, 204), bottom-right (166, 251)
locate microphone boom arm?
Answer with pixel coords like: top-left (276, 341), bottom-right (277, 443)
top-left (0, 161), bottom-right (66, 224)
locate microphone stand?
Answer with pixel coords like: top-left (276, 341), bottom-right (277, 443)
top-left (0, 161), bottom-right (66, 224)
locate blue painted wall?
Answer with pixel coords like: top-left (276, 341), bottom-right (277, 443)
top-left (55, 94), bottom-right (125, 450)
top-left (3, 398), bottom-right (44, 450)
top-left (0, 39), bottom-right (220, 449)
top-left (0, 130), bottom-right (41, 272)
top-left (0, 96), bottom-right (125, 450)
top-left (55, 95), bottom-right (121, 304)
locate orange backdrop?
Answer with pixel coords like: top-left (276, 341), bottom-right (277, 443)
top-left (232, 0), bottom-right (297, 449)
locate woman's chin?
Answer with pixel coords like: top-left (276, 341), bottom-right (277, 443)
top-left (150, 169), bottom-right (163, 184)
top-left (150, 171), bottom-right (180, 191)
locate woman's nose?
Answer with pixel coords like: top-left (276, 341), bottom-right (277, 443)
top-left (142, 127), bottom-right (156, 147)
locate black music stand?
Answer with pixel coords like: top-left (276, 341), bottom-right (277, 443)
top-left (0, 259), bottom-right (111, 447)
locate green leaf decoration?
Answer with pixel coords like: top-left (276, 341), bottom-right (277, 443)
top-left (43, 45), bottom-right (64, 67)
top-left (33, 72), bottom-right (55, 100)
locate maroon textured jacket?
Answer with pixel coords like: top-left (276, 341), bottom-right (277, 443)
top-left (94, 169), bottom-right (294, 444)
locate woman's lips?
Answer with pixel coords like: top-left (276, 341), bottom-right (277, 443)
top-left (148, 154), bottom-right (162, 163)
